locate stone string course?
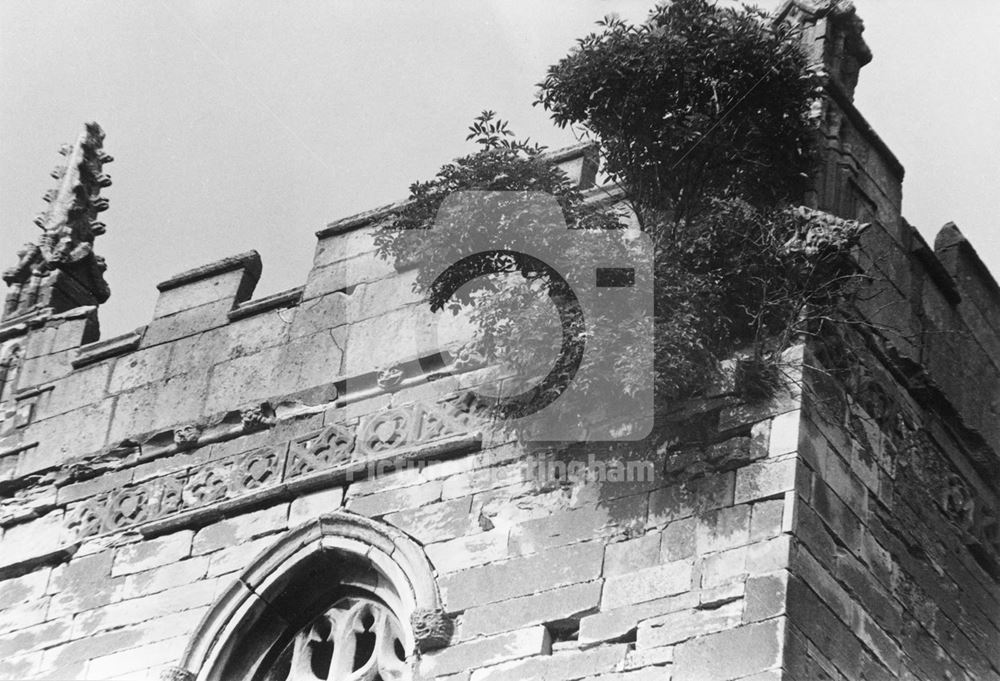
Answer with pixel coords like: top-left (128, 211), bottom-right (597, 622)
top-left (62, 393), bottom-right (485, 543)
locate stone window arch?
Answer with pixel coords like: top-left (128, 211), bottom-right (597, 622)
top-left (167, 511), bottom-right (451, 681)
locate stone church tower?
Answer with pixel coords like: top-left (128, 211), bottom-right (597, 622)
top-left (0, 2), bottom-right (997, 679)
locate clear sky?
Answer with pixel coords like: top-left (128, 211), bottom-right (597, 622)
top-left (1, 1), bottom-right (998, 339)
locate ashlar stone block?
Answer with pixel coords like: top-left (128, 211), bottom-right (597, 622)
top-left (418, 625), bottom-right (551, 678)
top-left (735, 457), bottom-right (798, 504)
top-left (111, 531), bottom-right (193, 577)
top-left (192, 504), bottom-right (288, 555)
top-left (39, 361), bottom-right (111, 419)
top-left (579, 591), bottom-right (699, 644)
top-left (469, 643), bottom-right (629, 681)
top-left (47, 551), bottom-right (120, 619)
top-left (0, 568), bottom-right (50, 610)
top-left (425, 529), bottom-right (510, 574)
top-left (312, 226), bottom-right (380, 269)
top-left (604, 533), bottom-right (662, 577)
top-left (107, 343), bottom-right (173, 395)
top-left (695, 504), bottom-right (751, 554)
top-left (303, 250), bottom-right (397, 301)
top-left (18, 400), bottom-right (114, 473)
top-left (118, 556), bottom-right (210, 600)
top-left (107, 369), bottom-right (209, 443)
top-left (153, 252), bottom-right (261, 319)
top-left (458, 580), bottom-right (602, 639)
top-left (601, 558), bottom-right (693, 609)
top-left (271, 328), bottom-right (346, 397)
top-left (672, 618), bottom-right (784, 681)
top-left (0, 511), bottom-right (67, 575)
top-left (383, 496), bottom-right (474, 545)
top-left (439, 541), bottom-right (605, 612)
top-left (637, 599), bottom-right (744, 649)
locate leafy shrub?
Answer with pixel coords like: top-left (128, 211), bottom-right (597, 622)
top-left (377, 0), bottom-right (865, 433)
top-left (536, 0), bottom-right (820, 222)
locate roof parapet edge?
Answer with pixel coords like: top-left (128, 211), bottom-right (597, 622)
top-left (156, 250), bottom-right (262, 293)
top-left (824, 79), bottom-right (904, 181)
top-left (935, 222), bottom-right (1000, 309)
top-left (315, 142), bottom-right (602, 239)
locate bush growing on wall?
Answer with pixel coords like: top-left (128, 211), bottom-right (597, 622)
top-left (536, 0), bottom-right (819, 222)
top-left (377, 0), bottom-right (865, 432)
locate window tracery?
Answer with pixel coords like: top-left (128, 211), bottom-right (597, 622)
top-left (172, 513), bottom-right (448, 681)
top-left (262, 596), bottom-right (408, 681)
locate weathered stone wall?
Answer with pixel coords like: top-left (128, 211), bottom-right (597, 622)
top-left (774, 203), bottom-right (1000, 681)
top-left (786, 333), bottom-right (1000, 680)
top-left (770, 7), bottom-right (1000, 677)
top-left (0, 150), bottom-right (807, 679)
top-left (6, 159), bottom-right (995, 679)
top-left (1, 3), bottom-right (998, 679)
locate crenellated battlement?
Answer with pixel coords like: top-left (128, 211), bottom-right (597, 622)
top-left (1, 7), bottom-right (999, 679)
top-left (0, 122), bottom-right (998, 484)
top-left (0, 143), bottom-right (599, 488)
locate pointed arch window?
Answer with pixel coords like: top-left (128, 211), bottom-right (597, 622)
top-left (171, 512), bottom-right (451, 681)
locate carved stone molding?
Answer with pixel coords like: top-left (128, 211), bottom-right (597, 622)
top-left (178, 511), bottom-right (444, 680)
top-left (941, 474), bottom-right (975, 531)
top-left (3, 122), bottom-right (114, 320)
top-left (896, 422), bottom-right (1000, 571)
top-left (449, 340), bottom-right (487, 371)
top-left (376, 364), bottom-right (404, 390)
top-left (173, 424), bottom-right (202, 449)
top-left (240, 404), bottom-right (274, 431)
top-left (159, 667), bottom-right (195, 681)
top-left (63, 394), bottom-right (484, 541)
top-left (410, 607), bottom-right (453, 652)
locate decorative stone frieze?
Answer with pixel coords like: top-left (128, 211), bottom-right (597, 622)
top-left (449, 340), bottom-right (487, 371)
top-left (286, 423), bottom-right (355, 479)
top-left (62, 394), bottom-right (484, 541)
top-left (239, 404), bottom-right (274, 431)
top-left (895, 420), bottom-right (1000, 572)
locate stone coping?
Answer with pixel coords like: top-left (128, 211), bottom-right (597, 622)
top-left (227, 285), bottom-right (303, 321)
top-left (72, 329), bottom-right (143, 368)
top-left (156, 250), bottom-right (262, 293)
top-left (315, 142), bottom-right (601, 239)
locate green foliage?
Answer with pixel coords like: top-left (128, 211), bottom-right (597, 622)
top-left (536, 0), bottom-right (819, 222)
top-left (465, 110), bottom-right (541, 152)
top-left (647, 199), bottom-right (862, 406)
top-left (375, 111), bottom-right (619, 312)
top-left (377, 2), bottom-right (865, 430)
